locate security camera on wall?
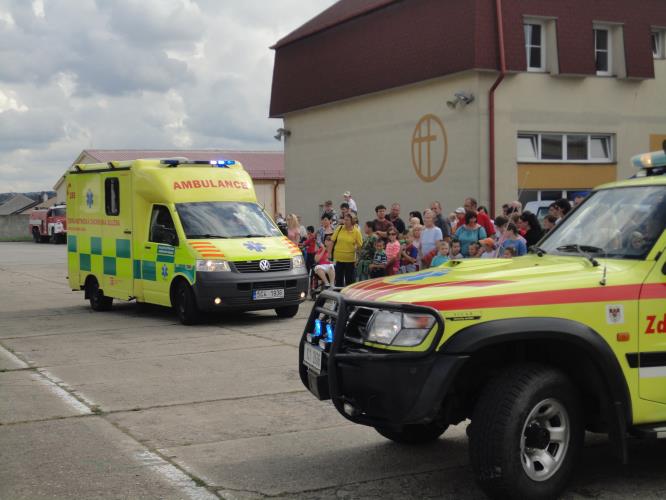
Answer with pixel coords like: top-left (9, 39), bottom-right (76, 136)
top-left (447, 91), bottom-right (475, 109)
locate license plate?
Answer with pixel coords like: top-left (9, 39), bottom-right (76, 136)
top-left (253, 288), bottom-right (284, 300)
top-left (303, 343), bottom-right (323, 374)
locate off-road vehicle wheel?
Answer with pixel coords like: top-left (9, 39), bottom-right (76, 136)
top-left (469, 364), bottom-right (583, 500)
top-left (87, 278), bottom-right (113, 311)
top-left (174, 281), bottom-right (199, 325)
top-left (375, 421), bottom-right (449, 445)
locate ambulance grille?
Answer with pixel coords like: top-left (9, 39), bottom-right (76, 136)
top-left (233, 258), bottom-right (292, 273)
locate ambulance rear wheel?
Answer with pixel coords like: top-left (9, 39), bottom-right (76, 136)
top-left (174, 281), bottom-right (199, 325)
top-left (87, 278), bottom-right (113, 311)
top-left (275, 304), bottom-right (299, 318)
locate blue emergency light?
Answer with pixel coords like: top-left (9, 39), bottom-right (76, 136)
top-left (313, 319), bottom-right (322, 341)
top-left (209, 160), bottom-right (236, 167)
top-left (325, 323), bottom-right (334, 343)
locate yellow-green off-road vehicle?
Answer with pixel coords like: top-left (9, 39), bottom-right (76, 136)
top-left (299, 148), bottom-right (666, 499)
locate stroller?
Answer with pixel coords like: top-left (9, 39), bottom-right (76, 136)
top-left (308, 266), bottom-right (325, 300)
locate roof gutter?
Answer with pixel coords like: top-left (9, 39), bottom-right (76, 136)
top-left (488, 0), bottom-right (507, 218)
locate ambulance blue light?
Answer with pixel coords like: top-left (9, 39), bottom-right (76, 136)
top-left (632, 150), bottom-right (666, 169)
top-left (209, 159), bottom-right (236, 167)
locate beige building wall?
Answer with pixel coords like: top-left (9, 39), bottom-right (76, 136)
top-left (253, 180), bottom-right (285, 220)
top-left (284, 61), bottom-right (666, 223)
top-left (284, 72), bottom-right (483, 226)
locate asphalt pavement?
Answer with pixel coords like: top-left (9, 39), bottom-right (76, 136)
top-left (1, 242), bottom-right (666, 499)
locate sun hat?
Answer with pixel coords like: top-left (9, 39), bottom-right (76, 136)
top-left (343, 191), bottom-right (351, 197)
top-left (455, 207), bottom-right (465, 214)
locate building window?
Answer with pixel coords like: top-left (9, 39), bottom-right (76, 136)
top-left (653, 30), bottom-right (665, 59)
top-left (517, 133), bottom-right (614, 163)
top-left (524, 22), bottom-right (545, 71)
top-left (594, 27), bottom-right (611, 75)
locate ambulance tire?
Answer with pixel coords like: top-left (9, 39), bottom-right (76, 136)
top-left (275, 305), bottom-right (299, 319)
top-left (87, 278), bottom-right (113, 311)
top-left (375, 421), bottom-right (448, 445)
top-left (469, 363), bottom-right (583, 500)
top-left (174, 281), bottom-right (199, 325)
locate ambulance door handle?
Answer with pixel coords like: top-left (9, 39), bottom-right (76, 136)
top-left (145, 245), bottom-right (151, 250)
top-left (124, 230), bottom-right (132, 234)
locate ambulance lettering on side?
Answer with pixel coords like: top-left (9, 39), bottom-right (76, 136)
top-left (65, 158), bottom-right (308, 324)
top-left (299, 146), bottom-right (666, 499)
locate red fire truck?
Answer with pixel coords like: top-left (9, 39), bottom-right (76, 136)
top-left (29, 204), bottom-right (67, 243)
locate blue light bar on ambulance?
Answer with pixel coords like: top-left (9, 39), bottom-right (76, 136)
top-left (160, 159), bottom-right (236, 167)
top-left (632, 150), bottom-right (666, 169)
top-left (209, 160), bottom-right (236, 167)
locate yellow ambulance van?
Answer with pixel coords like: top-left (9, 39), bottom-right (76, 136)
top-left (65, 158), bottom-right (308, 324)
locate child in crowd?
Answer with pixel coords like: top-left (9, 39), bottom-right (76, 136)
top-left (356, 221), bottom-right (377, 281)
top-left (467, 242), bottom-right (481, 258)
top-left (304, 226), bottom-right (317, 271)
top-left (543, 214), bottom-right (558, 232)
top-left (503, 246), bottom-right (517, 258)
top-left (314, 236), bottom-right (335, 286)
top-left (450, 239), bottom-right (463, 259)
top-left (478, 238), bottom-right (496, 258)
top-left (399, 230), bottom-right (419, 273)
top-left (369, 239), bottom-right (387, 278)
top-left (430, 240), bottom-right (450, 267)
top-left (385, 229), bottom-right (401, 275)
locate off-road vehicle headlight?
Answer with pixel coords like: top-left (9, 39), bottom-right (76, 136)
top-left (365, 310), bottom-right (436, 347)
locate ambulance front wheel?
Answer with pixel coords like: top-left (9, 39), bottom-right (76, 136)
top-left (275, 304), bottom-right (299, 319)
top-left (86, 277), bottom-right (113, 311)
top-left (174, 280), bottom-right (199, 325)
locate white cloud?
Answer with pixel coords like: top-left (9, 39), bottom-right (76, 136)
top-left (0, 89), bottom-right (28, 112)
top-left (32, 0), bottom-right (45, 18)
top-left (0, 0), bottom-right (337, 191)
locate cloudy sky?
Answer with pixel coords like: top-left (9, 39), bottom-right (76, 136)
top-left (0, 0), bottom-right (336, 192)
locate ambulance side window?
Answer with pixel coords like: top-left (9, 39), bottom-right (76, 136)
top-left (149, 205), bottom-right (178, 246)
top-left (105, 178), bottom-right (120, 216)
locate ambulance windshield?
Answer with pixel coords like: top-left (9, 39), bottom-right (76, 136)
top-left (176, 202), bottom-right (282, 239)
top-left (540, 185), bottom-right (666, 260)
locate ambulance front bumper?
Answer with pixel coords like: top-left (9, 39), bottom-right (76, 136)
top-left (192, 268), bottom-right (308, 311)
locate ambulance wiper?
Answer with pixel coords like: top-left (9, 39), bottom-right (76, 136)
top-left (556, 244), bottom-right (601, 267)
top-left (235, 234), bottom-right (269, 238)
top-left (187, 234), bottom-right (229, 239)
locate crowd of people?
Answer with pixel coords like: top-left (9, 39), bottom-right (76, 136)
top-left (277, 191), bottom-right (578, 289)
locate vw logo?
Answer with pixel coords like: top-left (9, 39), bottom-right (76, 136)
top-left (259, 259), bottom-right (271, 272)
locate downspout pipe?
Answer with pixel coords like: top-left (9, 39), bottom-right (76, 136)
top-left (488, 0), bottom-right (507, 218)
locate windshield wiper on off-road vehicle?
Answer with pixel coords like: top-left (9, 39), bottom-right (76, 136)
top-left (556, 244), bottom-right (602, 267)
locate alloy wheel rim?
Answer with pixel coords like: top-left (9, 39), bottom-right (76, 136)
top-left (519, 398), bottom-right (570, 482)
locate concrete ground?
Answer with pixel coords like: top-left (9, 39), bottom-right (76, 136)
top-left (1, 241), bottom-right (666, 499)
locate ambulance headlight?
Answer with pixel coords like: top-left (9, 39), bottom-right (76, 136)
top-left (292, 255), bottom-right (305, 269)
top-left (196, 259), bottom-right (231, 272)
top-left (365, 310), bottom-right (436, 347)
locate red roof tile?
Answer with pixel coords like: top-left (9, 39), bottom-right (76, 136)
top-left (272, 0), bottom-right (400, 48)
top-left (81, 149), bottom-right (284, 180)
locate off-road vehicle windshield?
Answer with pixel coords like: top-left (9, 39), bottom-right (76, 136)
top-left (539, 185), bottom-right (666, 260)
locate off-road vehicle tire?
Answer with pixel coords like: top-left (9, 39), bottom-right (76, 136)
top-left (469, 363), bottom-right (583, 500)
top-left (375, 421), bottom-right (449, 445)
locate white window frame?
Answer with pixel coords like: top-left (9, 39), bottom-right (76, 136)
top-left (517, 133), bottom-right (614, 163)
top-left (524, 21), bottom-right (546, 72)
top-left (653, 30), bottom-right (665, 59)
top-left (594, 26), bottom-right (612, 76)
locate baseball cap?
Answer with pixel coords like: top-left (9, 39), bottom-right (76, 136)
top-left (455, 207), bottom-right (465, 214)
top-left (343, 191), bottom-right (351, 197)
top-left (479, 238), bottom-right (495, 248)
